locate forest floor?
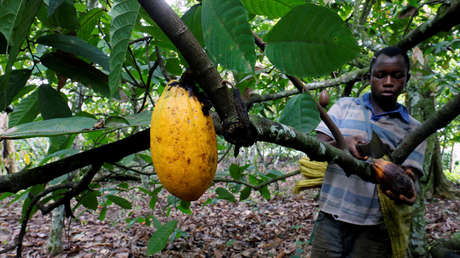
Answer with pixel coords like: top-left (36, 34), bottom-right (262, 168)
top-left (1, 161), bottom-right (459, 257)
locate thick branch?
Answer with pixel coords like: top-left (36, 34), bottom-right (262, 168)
top-left (396, 0), bottom-right (460, 50)
top-left (0, 130), bottom-right (149, 193)
top-left (250, 116), bottom-right (374, 182)
top-left (391, 93), bottom-right (460, 164)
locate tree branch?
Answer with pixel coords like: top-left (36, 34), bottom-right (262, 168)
top-left (214, 170), bottom-right (301, 191)
top-left (0, 130), bottom-right (149, 193)
top-left (391, 93), bottom-right (460, 164)
top-left (396, 0), bottom-right (460, 50)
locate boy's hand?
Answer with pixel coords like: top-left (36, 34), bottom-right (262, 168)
top-left (372, 159), bottom-right (417, 205)
top-left (344, 135), bottom-right (369, 160)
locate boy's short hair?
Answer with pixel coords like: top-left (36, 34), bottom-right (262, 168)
top-left (370, 46), bottom-right (410, 74)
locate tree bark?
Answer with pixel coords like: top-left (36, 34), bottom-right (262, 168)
top-left (0, 112), bottom-right (16, 174)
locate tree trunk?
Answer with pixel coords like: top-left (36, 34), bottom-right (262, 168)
top-left (0, 112), bottom-right (17, 174)
top-left (47, 205), bottom-right (65, 255)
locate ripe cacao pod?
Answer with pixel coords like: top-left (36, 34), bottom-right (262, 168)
top-left (319, 89), bottom-right (330, 107)
top-left (372, 159), bottom-right (415, 200)
top-left (150, 81), bottom-right (217, 201)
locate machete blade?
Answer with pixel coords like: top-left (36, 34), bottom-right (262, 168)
top-left (357, 131), bottom-right (392, 159)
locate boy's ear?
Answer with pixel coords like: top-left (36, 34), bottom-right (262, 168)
top-left (406, 73), bottom-right (411, 82)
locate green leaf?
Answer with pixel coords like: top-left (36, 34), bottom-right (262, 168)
top-left (0, 0), bottom-right (22, 45)
top-left (229, 164), bottom-right (242, 180)
top-left (0, 32), bottom-right (7, 54)
top-left (105, 116), bottom-right (130, 128)
top-left (0, 0), bottom-right (41, 98)
top-left (99, 206), bottom-right (107, 221)
top-left (259, 185), bottom-right (271, 200)
top-left (202, 0), bottom-right (255, 73)
top-left (216, 187), bottom-right (236, 202)
top-left (265, 4), bottom-right (359, 77)
top-left (2, 116), bottom-right (97, 139)
top-left (9, 90), bottom-right (39, 127)
top-left (123, 111), bottom-right (151, 126)
top-left (146, 220), bottom-right (178, 255)
top-left (109, 0), bottom-right (140, 97)
top-left (240, 0), bottom-right (305, 18)
top-left (106, 194), bottom-right (132, 209)
top-left (48, 135), bottom-right (75, 154)
top-left (177, 200), bottom-right (192, 214)
top-left (80, 190), bottom-right (99, 210)
top-left (182, 4), bottom-right (204, 46)
top-left (2, 110), bottom-right (152, 139)
top-left (240, 186), bottom-right (251, 201)
top-left (48, 0), bottom-right (65, 16)
top-left (39, 148), bottom-right (78, 165)
top-left (78, 8), bottom-right (105, 41)
top-left (40, 52), bottom-right (110, 97)
top-left (279, 93), bottom-right (321, 134)
top-left (37, 34), bottom-right (109, 71)
top-left (21, 185), bottom-right (44, 222)
top-left (248, 174), bottom-right (260, 185)
top-left (47, 0), bottom-right (79, 30)
top-left (38, 84), bottom-right (72, 119)
top-left (0, 69), bottom-right (31, 111)
top-left (267, 169), bottom-right (283, 178)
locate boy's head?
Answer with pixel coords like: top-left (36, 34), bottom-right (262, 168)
top-left (369, 47), bottom-right (411, 108)
top-left (370, 46), bottom-right (410, 77)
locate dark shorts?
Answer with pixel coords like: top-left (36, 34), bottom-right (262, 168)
top-left (310, 211), bottom-right (392, 258)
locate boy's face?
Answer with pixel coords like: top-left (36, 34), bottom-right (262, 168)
top-left (370, 54), bottom-right (408, 105)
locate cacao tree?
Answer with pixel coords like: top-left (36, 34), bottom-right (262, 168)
top-left (0, 0), bottom-right (459, 256)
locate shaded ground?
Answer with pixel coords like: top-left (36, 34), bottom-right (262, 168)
top-left (1, 166), bottom-right (459, 257)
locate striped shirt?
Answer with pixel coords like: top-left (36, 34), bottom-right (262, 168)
top-left (315, 93), bottom-right (426, 225)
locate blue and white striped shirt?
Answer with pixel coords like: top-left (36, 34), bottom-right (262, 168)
top-left (315, 93), bottom-right (426, 225)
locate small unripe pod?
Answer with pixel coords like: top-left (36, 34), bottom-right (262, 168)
top-left (319, 89), bottom-right (330, 107)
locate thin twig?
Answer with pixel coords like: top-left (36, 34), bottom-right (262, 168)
top-left (214, 170), bottom-right (300, 191)
top-left (110, 162), bottom-right (155, 176)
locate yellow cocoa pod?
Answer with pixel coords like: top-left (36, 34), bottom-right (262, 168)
top-left (150, 81), bottom-right (217, 201)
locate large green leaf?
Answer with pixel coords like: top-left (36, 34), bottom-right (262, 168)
top-left (9, 90), bottom-right (40, 127)
top-left (279, 93), bottom-right (320, 134)
top-left (202, 0), bottom-right (255, 73)
top-left (0, 0), bottom-right (41, 98)
top-left (38, 84), bottom-right (71, 119)
top-left (47, 0), bottom-right (65, 16)
top-left (109, 0), bottom-right (140, 97)
top-left (264, 4), bottom-right (359, 77)
top-left (182, 4), bottom-right (204, 46)
top-left (80, 190), bottom-right (99, 210)
top-left (47, 0), bottom-right (79, 30)
top-left (2, 116), bottom-right (97, 139)
top-left (106, 194), bottom-right (132, 209)
top-left (1, 111), bottom-right (152, 139)
top-left (0, 69), bottom-right (31, 111)
top-left (0, 0), bottom-right (22, 45)
top-left (41, 52), bottom-right (110, 97)
top-left (216, 187), bottom-right (236, 202)
top-left (146, 220), bottom-right (178, 255)
top-left (38, 84), bottom-right (74, 154)
top-left (48, 134), bottom-right (75, 154)
top-left (37, 34), bottom-right (109, 71)
top-left (78, 8), bottom-right (105, 41)
top-left (240, 0), bottom-right (305, 18)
